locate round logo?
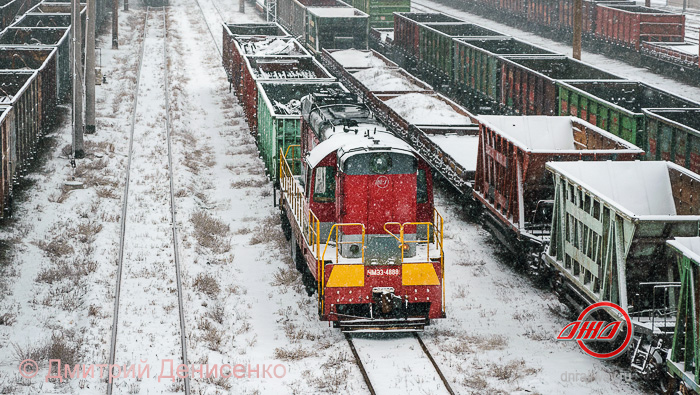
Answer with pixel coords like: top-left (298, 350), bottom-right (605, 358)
top-left (576, 302), bottom-right (633, 360)
top-left (375, 176), bottom-right (389, 189)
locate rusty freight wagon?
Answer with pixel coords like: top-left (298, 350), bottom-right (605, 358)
top-left (0, 71), bottom-right (42, 181)
top-left (304, 6), bottom-right (369, 54)
top-left (0, 0), bottom-right (21, 32)
top-left (0, 105), bottom-right (13, 217)
top-left (557, 0), bottom-right (633, 33)
top-left (0, 27), bottom-right (70, 101)
top-left (644, 109), bottom-right (700, 173)
top-left (418, 22), bottom-right (505, 84)
top-left (544, 161), bottom-right (700, 317)
top-left (0, 48), bottom-right (57, 129)
top-left (229, 36), bottom-right (308, 100)
top-left (241, 56), bottom-right (334, 135)
top-left (665, 237), bottom-right (700, 395)
top-left (474, 116), bottom-right (644, 258)
top-left (641, 41), bottom-right (699, 69)
top-left (392, 12), bottom-right (461, 61)
top-left (500, 55), bottom-right (623, 116)
top-left (452, 37), bottom-right (559, 108)
top-left (256, 81), bottom-right (348, 179)
top-left (221, 22), bottom-right (289, 92)
top-left (595, 5), bottom-right (685, 51)
top-left (557, 80), bottom-right (700, 150)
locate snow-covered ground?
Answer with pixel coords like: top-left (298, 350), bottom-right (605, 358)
top-left (0, 0), bottom-right (674, 394)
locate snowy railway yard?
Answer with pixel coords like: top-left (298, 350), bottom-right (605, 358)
top-left (0, 0), bottom-right (697, 393)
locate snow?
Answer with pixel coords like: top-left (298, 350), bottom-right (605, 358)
top-left (547, 161), bottom-right (679, 216)
top-left (330, 49), bottom-right (393, 68)
top-left (649, 42), bottom-right (700, 56)
top-left (240, 37), bottom-right (305, 55)
top-left (479, 115), bottom-right (577, 150)
top-left (667, 237), bottom-right (700, 264)
top-left (306, 7), bottom-right (362, 18)
top-left (384, 92), bottom-right (474, 124)
top-left (352, 67), bottom-right (429, 92)
top-left (428, 134), bottom-right (480, 172)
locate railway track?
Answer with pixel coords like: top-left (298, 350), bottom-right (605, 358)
top-left (346, 333), bottom-right (456, 395)
top-left (106, 6), bottom-right (190, 394)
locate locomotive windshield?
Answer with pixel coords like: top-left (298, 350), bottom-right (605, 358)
top-left (342, 151), bottom-right (416, 175)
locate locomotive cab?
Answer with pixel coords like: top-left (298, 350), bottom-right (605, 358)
top-left (279, 91), bottom-right (446, 331)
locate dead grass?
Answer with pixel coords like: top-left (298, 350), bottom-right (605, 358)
top-left (273, 345), bottom-right (316, 361)
top-left (249, 215), bottom-right (284, 249)
top-left (191, 211), bottom-right (231, 254)
top-left (488, 359), bottom-right (540, 382)
top-left (205, 302), bottom-right (225, 325)
top-left (192, 273), bottom-right (220, 297)
top-left (35, 237), bottom-right (73, 258)
top-left (271, 268), bottom-right (299, 287)
top-left (35, 257), bottom-right (97, 286)
top-left (230, 177), bottom-right (268, 189)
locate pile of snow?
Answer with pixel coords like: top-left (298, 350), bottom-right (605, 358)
top-left (352, 67), bottom-right (425, 91)
top-left (331, 49), bottom-right (389, 68)
top-left (272, 98), bottom-right (302, 115)
top-left (479, 115), bottom-right (576, 150)
top-left (241, 38), bottom-right (304, 55)
top-left (429, 134), bottom-right (479, 171)
top-left (255, 69), bottom-right (320, 79)
top-left (385, 93), bottom-right (472, 125)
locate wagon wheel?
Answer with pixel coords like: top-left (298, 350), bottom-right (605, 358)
top-left (657, 369), bottom-right (678, 395)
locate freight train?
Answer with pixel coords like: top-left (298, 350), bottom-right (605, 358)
top-left (425, 0), bottom-right (700, 76)
top-left (0, 0), bottom-right (110, 217)
top-left (226, 3), bottom-right (700, 391)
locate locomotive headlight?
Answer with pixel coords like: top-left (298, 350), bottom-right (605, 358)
top-left (371, 153), bottom-right (392, 174)
top-left (349, 244), bottom-right (360, 255)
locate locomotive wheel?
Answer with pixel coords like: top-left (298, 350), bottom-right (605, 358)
top-left (280, 210), bottom-right (291, 241)
top-left (658, 370), bottom-right (678, 395)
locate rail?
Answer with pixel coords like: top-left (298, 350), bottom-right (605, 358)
top-left (107, 7), bottom-right (190, 395)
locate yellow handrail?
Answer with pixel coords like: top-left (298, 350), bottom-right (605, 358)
top-left (383, 222), bottom-right (402, 243)
top-left (321, 223), bottom-right (366, 264)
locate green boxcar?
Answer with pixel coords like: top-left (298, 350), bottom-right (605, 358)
top-left (666, 237), bottom-right (700, 394)
top-left (557, 81), bottom-right (700, 150)
top-left (453, 37), bottom-right (559, 103)
top-left (545, 161), bottom-right (700, 311)
top-left (644, 109), bottom-right (700, 174)
top-left (305, 6), bottom-right (369, 54)
top-left (418, 22), bottom-right (505, 82)
top-left (257, 81), bottom-right (349, 179)
top-left (350, 0), bottom-right (410, 28)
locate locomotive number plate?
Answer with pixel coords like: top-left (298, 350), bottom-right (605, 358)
top-left (367, 268), bottom-right (400, 276)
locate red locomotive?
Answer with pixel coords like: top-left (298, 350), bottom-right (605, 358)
top-left (278, 89), bottom-right (445, 331)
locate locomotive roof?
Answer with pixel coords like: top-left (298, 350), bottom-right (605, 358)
top-left (306, 129), bottom-right (414, 169)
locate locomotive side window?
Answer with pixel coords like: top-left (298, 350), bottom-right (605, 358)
top-left (313, 167), bottom-right (335, 202)
top-left (417, 169), bottom-right (428, 204)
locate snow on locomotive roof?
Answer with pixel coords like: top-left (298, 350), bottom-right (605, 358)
top-left (547, 161), bottom-right (682, 217)
top-left (330, 49), bottom-right (392, 68)
top-left (351, 68), bottom-right (425, 92)
top-left (306, 129), bottom-right (414, 169)
top-left (384, 93), bottom-right (475, 125)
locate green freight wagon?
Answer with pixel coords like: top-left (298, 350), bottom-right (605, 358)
top-left (501, 56), bottom-right (623, 116)
top-left (666, 237), bottom-right (700, 394)
top-left (452, 37), bottom-right (559, 106)
top-left (418, 22), bottom-right (505, 84)
top-left (305, 7), bottom-right (369, 54)
top-left (349, 0), bottom-right (410, 28)
top-left (545, 160), bottom-right (700, 313)
top-left (644, 109), bottom-right (700, 174)
top-left (257, 81), bottom-right (349, 179)
top-left (558, 81), bottom-right (700, 150)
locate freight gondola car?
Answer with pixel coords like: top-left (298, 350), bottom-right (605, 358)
top-left (279, 89), bottom-right (445, 331)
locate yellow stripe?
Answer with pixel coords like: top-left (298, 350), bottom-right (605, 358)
top-left (402, 263), bottom-right (440, 286)
top-left (326, 265), bottom-right (364, 288)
